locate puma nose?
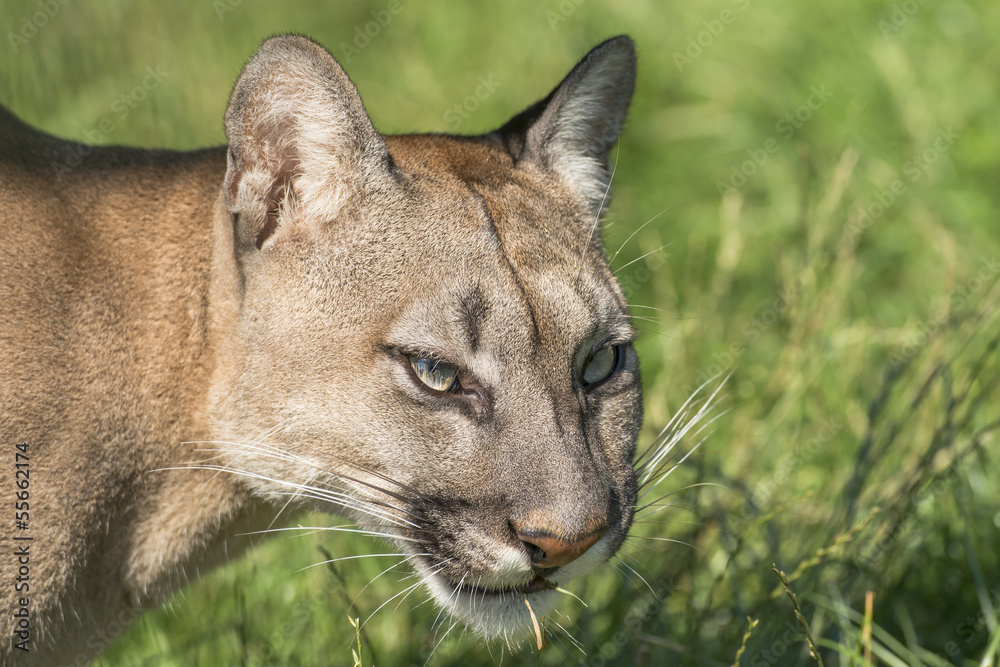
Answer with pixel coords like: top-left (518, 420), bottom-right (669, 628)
top-left (515, 525), bottom-right (607, 568)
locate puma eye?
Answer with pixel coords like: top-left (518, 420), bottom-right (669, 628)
top-left (582, 345), bottom-right (621, 387)
top-left (407, 355), bottom-right (459, 393)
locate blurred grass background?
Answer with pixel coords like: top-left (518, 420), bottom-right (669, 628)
top-left (3, 0), bottom-right (999, 665)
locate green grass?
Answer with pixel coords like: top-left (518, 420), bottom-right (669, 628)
top-left (4, 0), bottom-right (999, 665)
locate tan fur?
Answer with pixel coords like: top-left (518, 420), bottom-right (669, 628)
top-left (0, 35), bottom-right (641, 664)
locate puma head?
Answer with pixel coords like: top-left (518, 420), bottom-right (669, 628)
top-left (209, 34), bottom-right (641, 638)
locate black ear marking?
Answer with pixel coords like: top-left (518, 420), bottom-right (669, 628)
top-left (498, 35), bottom-right (637, 216)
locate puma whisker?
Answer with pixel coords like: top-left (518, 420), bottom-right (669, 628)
top-left (0, 32), bottom-right (700, 663)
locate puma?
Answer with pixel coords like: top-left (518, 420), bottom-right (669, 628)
top-left (0, 34), bottom-right (644, 664)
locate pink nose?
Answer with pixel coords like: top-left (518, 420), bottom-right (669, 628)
top-left (515, 527), bottom-right (607, 568)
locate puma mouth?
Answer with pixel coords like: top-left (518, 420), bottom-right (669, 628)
top-left (458, 574), bottom-right (554, 598)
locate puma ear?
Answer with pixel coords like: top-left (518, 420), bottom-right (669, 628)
top-left (224, 35), bottom-right (391, 251)
top-left (499, 35), bottom-right (636, 217)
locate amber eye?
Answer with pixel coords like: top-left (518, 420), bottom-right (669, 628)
top-left (407, 355), bottom-right (459, 392)
top-left (583, 345), bottom-right (621, 387)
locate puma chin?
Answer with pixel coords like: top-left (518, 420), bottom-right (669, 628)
top-left (391, 456), bottom-right (634, 639)
top-left (414, 532), bottom-right (620, 638)
top-left (0, 32), bottom-right (641, 663)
